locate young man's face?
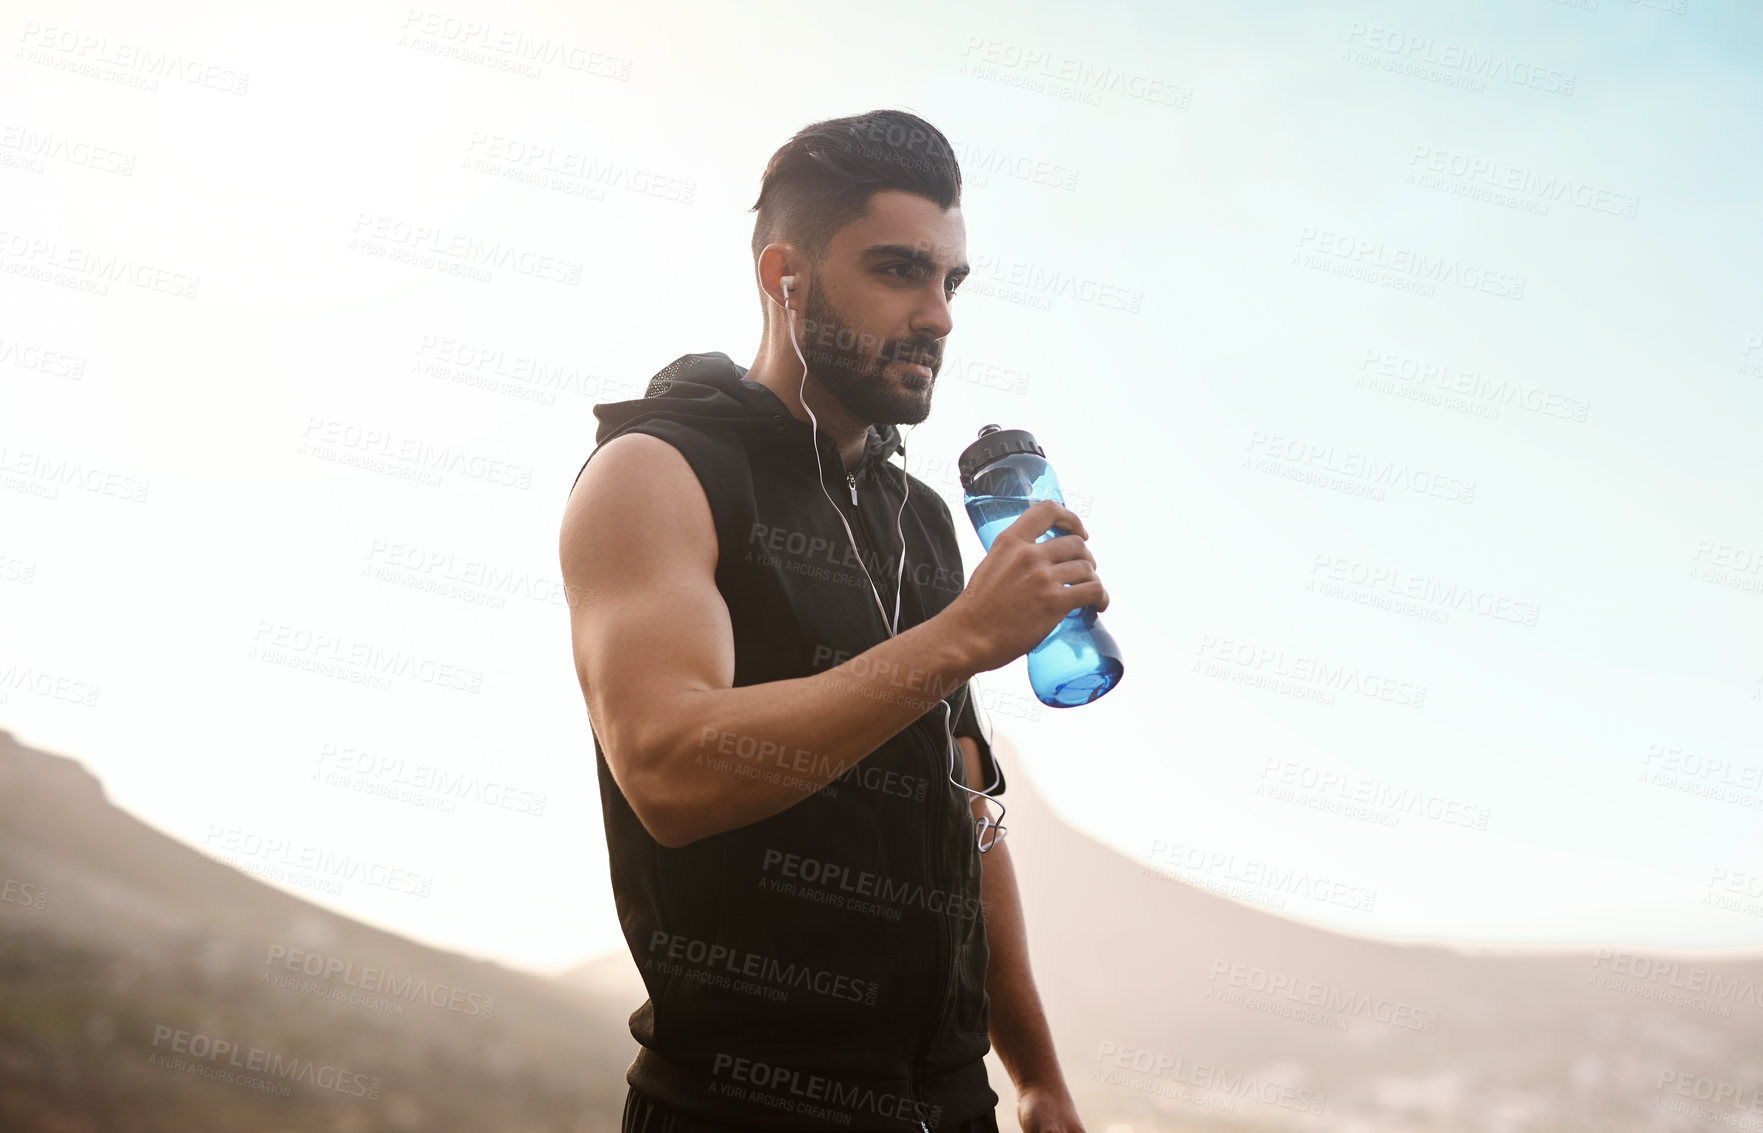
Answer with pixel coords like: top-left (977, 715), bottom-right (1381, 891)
top-left (793, 188), bottom-right (968, 427)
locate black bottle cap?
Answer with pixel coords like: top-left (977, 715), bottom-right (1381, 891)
top-left (958, 425), bottom-right (1044, 492)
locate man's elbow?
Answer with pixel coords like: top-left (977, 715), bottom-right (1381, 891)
top-left (629, 756), bottom-right (700, 850)
top-left (646, 814), bottom-right (694, 851)
top-left (609, 721), bottom-right (698, 850)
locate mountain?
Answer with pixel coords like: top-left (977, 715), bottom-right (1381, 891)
top-left (4, 723), bottom-right (1758, 1133)
top-left (0, 728), bottom-right (634, 1133)
top-left (971, 737), bottom-right (1763, 1131)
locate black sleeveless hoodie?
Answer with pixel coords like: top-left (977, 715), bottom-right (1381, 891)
top-left (573, 351), bottom-right (1007, 1131)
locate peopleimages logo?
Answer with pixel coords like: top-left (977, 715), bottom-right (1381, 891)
top-left (1145, 838), bottom-right (1378, 913)
top-left (200, 826), bottom-right (434, 898)
top-left (1342, 22), bottom-right (1576, 95)
top-left (0, 229), bottom-right (200, 299)
top-left (1093, 1041), bottom-right (1327, 1115)
top-left (1, 874), bottom-right (48, 911)
top-left (1258, 756), bottom-right (1493, 831)
top-left (710, 1052), bottom-right (942, 1127)
top-left (15, 21), bottom-right (251, 94)
top-left (1207, 960), bottom-right (1441, 1033)
top-left (697, 726), bottom-right (931, 802)
top-left (0, 442), bottom-right (150, 502)
top-left (1294, 227), bottom-right (1526, 301)
top-left (759, 848), bottom-right (983, 923)
top-left (1588, 950), bottom-right (1762, 1017)
top-left (315, 739), bottom-right (548, 817)
top-left (148, 1025), bottom-right (380, 1098)
top-left (262, 946), bottom-right (496, 1017)
top-left (747, 521), bottom-right (964, 596)
top-left (646, 930), bottom-right (880, 1007)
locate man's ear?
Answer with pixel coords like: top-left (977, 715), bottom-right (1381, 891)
top-left (758, 244), bottom-right (803, 310)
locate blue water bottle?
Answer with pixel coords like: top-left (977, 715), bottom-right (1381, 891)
top-left (958, 425), bottom-right (1124, 708)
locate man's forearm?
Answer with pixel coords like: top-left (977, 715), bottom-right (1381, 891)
top-left (646, 613), bottom-right (982, 847)
top-left (978, 834), bottom-right (1068, 1094)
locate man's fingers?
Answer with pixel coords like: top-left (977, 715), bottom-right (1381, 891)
top-left (1007, 499), bottom-right (1087, 542)
top-left (1042, 533), bottom-right (1095, 566)
top-left (1047, 499), bottom-right (1089, 540)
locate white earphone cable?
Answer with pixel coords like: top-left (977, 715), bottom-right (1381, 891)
top-left (781, 279), bottom-right (1006, 852)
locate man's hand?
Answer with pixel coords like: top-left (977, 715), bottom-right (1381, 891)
top-left (945, 499), bottom-right (1106, 674)
top-left (1017, 1082), bottom-right (1087, 1133)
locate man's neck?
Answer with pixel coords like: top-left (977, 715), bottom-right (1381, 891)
top-left (746, 349), bottom-right (870, 475)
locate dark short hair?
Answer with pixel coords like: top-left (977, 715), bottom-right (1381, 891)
top-left (749, 109), bottom-right (962, 276)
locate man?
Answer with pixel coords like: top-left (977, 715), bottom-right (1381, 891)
top-left (560, 109), bottom-right (1105, 1133)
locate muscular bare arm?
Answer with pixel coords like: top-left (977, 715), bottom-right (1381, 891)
top-left (561, 432), bottom-right (982, 848)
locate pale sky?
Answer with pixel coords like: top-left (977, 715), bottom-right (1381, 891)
top-left (2, 0), bottom-right (1760, 976)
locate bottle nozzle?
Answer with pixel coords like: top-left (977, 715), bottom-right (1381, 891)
top-left (977, 424), bottom-right (1002, 438)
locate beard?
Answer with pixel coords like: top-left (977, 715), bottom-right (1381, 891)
top-left (795, 281), bottom-right (938, 426)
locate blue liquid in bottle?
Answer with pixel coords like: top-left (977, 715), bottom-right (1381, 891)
top-left (959, 426), bottom-right (1123, 708)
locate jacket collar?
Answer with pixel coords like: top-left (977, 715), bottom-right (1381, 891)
top-left (594, 351), bottom-right (904, 476)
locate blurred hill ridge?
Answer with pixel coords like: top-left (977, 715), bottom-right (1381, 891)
top-left (1, 727), bottom-right (1758, 1132)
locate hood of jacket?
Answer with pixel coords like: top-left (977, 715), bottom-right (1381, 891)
top-left (592, 351), bottom-right (905, 475)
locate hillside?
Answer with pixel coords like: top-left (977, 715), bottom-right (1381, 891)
top-left (0, 729), bottom-right (632, 1132)
top-left (3, 725), bottom-right (1759, 1132)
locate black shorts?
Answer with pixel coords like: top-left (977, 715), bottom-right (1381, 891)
top-left (621, 1084), bottom-right (1001, 1133)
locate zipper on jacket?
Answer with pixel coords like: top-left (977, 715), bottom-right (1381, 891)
top-left (835, 462), bottom-right (901, 624)
top-left (826, 445), bottom-right (948, 1123)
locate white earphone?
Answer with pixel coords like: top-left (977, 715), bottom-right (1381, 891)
top-left (774, 267), bottom-right (1005, 853)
